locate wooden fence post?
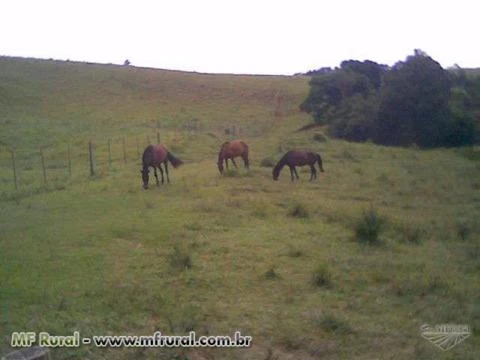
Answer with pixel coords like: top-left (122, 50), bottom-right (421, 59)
top-left (67, 144), bottom-right (72, 177)
top-left (40, 149), bottom-right (47, 185)
top-left (11, 149), bottom-right (18, 191)
top-left (88, 140), bottom-right (95, 176)
top-left (108, 138), bottom-right (112, 166)
top-left (122, 137), bottom-right (127, 163)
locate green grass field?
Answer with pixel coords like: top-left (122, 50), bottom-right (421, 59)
top-left (0, 57), bottom-right (479, 359)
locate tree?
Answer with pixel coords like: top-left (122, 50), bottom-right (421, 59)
top-left (340, 60), bottom-right (388, 90)
top-left (301, 53), bottom-right (478, 147)
top-left (300, 61), bottom-right (384, 125)
top-left (327, 94), bottom-right (379, 141)
top-left (374, 51), bottom-right (452, 147)
top-left (445, 71), bottom-right (480, 145)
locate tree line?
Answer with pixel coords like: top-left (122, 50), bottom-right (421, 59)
top-left (300, 50), bottom-right (480, 147)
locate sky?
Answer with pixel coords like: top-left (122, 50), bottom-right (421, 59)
top-left (1, 0), bottom-right (478, 75)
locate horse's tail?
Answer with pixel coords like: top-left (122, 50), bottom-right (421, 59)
top-left (167, 152), bottom-right (183, 168)
top-left (316, 153), bottom-right (325, 172)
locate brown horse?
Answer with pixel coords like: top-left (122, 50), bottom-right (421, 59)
top-left (217, 140), bottom-right (249, 174)
top-left (273, 150), bottom-right (324, 181)
top-left (141, 144), bottom-right (183, 189)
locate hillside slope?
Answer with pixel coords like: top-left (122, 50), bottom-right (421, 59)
top-left (0, 57), bottom-right (479, 360)
top-left (0, 56), bottom-right (309, 148)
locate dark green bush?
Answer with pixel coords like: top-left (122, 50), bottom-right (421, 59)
top-left (354, 207), bottom-right (384, 245)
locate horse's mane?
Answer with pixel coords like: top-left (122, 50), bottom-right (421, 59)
top-left (273, 152), bottom-right (289, 174)
top-left (142, 145), bottom-right (154, 167)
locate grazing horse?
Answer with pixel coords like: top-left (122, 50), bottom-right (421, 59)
top-left (217, 140), bottom-right (249, 174)
top-left (141, 144), bottom-right (183, 189)
top-left (272, 150), bottom-right (324, 181)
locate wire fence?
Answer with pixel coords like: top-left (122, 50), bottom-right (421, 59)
top-left (0, 123), bottom-right (250, 199)
top-left (0, 130), bottom-right (170, 196)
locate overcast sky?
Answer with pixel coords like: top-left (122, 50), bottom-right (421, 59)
top-left (1, 0), bottom-right (478, 75)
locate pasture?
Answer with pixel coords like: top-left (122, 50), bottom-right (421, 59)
top-left (0, 57), bottom-right (479, 359)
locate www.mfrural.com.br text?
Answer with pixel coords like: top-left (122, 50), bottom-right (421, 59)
top-left (10, 331), bottom-right (252, 348)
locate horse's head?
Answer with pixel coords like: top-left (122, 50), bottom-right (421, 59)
top-left (272, 167), bottom-right (280, 181)
top-left (217, 160), bottom-right (224, 174)
top-left (140, 168), bottom-right (150, 189)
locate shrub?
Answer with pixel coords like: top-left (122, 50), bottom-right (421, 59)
top-left (354, 207), bottom-right (384, 245)
top-left (311, 264), bottom-right (332, 288)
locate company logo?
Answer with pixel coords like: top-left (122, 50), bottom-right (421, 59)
top-left (420, 324), bottom-right (471, 351)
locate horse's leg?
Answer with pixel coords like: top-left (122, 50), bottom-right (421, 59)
top-left (231, 158), bottom-right (238, 168)
top-left (164, 161), bottom-right (170, 183)
top-left (293, 167), bottom-right (299, 181)
top-left (289, 166), bottom-right (295, 182)
top-left (158, 165), bottom-right (164, 184)
top-left (153, 167), bottom-right (159, 186)
top-left (310, 164), bottom-right (317, 181)
top-left (225, 159), bottom-right (229, 170)
top-left (242, 154), bottom-right (249, 169)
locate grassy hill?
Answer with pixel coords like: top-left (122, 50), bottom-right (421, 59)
top-left (0, 57), bottom-right (479, 360)
top-left (0, 56), bottom-right (308, 149)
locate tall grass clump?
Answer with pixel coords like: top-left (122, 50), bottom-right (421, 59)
top-left (401, 225), bottom-right (425, 245)
top-left (311, 264), bottom-right (332, 288)
top-left (313, 311), bottom-right (352, 334)
top-left (223, 168), bottom-right (240, 177)
top-left (264, 266), bottom-right (280, 280)
top-left (169, 244), bottom-right (193, 271)
top-left (456, 220), bottom-right (471, 241)
top-left (354, 207), bottom-right (384, 245)
top-left (288, 202), bottom-right (310, 219)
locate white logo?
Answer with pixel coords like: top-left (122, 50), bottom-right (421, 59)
top-left (420, 324), bottom-right (471, 351)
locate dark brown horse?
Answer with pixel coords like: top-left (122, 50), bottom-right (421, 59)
top-left (141, 144), bottom-right (183, 189)
top-left (273, 150), bottom-right (324, 181)
top-left (217, 140), bottom-right (249, 174)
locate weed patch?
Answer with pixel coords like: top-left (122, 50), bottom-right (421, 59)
top-left (311, 264), bottom-right (332, 288)
top-left (354, 207), bottom-right (384, 245)
top-left (313, 311), bottom-right (352, 334)
top-left (288, 202), bottom-right (310, 219)
top-left (169, 244), bottom-right (193, 271)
